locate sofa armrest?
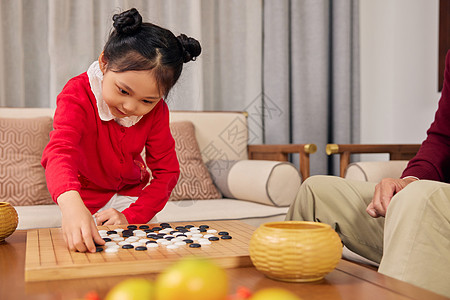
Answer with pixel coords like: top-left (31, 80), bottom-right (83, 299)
top-left (247, 144), bottom-right (317, 180)
top-left (326, 144), bottom-right (420, 178)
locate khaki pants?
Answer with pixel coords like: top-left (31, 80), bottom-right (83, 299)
top-left (286, 176), bottom-right (450, 297)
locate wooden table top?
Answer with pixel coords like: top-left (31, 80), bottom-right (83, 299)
top-left (1, 230), bottom-right (448, 300)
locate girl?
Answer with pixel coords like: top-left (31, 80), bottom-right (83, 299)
top-left (41, 8), bottom-right (201, 253)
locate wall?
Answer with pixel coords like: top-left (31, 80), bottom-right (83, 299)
top-left (360, 0), bottom-right (440, 152)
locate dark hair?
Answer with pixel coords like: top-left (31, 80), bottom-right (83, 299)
top-left (103, 8), bottom-right (201, 97)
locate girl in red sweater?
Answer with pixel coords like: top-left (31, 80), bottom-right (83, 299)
top-left (41, 8), bottom-right (201, 253)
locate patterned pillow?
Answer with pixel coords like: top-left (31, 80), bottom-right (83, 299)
top-left (0, 117), bottom-right (53, 206)
top-left (169, 121), bottom-right (221, 201)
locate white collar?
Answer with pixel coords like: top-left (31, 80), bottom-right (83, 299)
top-left (87, 61), bottom-right (142, 128)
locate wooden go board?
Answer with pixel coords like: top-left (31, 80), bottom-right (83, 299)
top-left (25, 220), bottom-right (255, 282)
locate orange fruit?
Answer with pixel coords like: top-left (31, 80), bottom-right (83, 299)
top-left (250, 288), bottom-right (301, 300)
top-left (105, 278), bottom-right (155, 300)
top-left (155, 257), bottom-right (228, 300)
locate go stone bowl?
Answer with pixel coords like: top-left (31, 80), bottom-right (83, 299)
top-left (249, 221), bottom-right (342, 282)
top-left (0, 202), bottom-right (19, 243)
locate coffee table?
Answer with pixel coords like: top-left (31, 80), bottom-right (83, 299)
top-left (1, 230), bottom-right (448, 300)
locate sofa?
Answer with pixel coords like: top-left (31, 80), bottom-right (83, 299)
top-left (0, 108), bottom-right (316, 230)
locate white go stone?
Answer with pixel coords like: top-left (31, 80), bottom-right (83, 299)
top-left (207, 229), bottom-right (217, 234)
top-left (105, 247), bottom-right (119, 253)
top-left (203, 234), bottom-right (215, 239)
top-left (147, 243), bottom-right (159, 248)
top-left (108, 233), bottom-right (121, 238)
top-left (199, 240), bottom-right (212, 245)
top-left (189, 227), bottom-right (200, 231)
top-left (156, 239), bottom-right (167, 244)
top-left (104, 241), bottom-right (117, 247)
top-left (166, 244), bottom-right (179, 249)
top-left (113, 237), bottom-right (124, 242)
top-left (113, 228), bottom-right (124, 233)
top-left (174, 241), bottom-right (186, 246)
top-left (191, 233), bottom-right (203, 238)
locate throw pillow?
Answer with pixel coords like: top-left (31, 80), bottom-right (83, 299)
top-left (207, 159), bottom-right (301, 206)
top-left (0, 117), bottom-right (53, 206)
top-left (169, 121), bottom-right (221, 201)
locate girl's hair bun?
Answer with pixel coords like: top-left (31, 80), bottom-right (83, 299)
top-left (177, 34), bottom-right (202, 63)
top-left (113, 8), bottom-right (142, 35)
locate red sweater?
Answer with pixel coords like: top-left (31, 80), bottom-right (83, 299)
top-left (41, 73), bottom-right (180, 223)
top-left (402, 50), bottom-right (450, 182)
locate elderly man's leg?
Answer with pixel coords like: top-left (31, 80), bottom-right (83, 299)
top-left (286, 175), bottom-right (384, 263)
top-left (379, 180), bottom-right (450, 297)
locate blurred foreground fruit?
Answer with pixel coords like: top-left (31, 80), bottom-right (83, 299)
top-left (250, 288), bottom-right (301, 300)
top-left (105, 278), bottom-right (155, 300)
top-left (155, 257), bottom-right (228, 300)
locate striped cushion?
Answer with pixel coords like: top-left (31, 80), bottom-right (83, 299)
top-left (169, 121), bottom-right (221, 201)
top-left (0, 117), bottom-right (53, 205)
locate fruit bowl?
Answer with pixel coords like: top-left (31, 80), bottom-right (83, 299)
top-left (249, 221), bottom-right (342, 282)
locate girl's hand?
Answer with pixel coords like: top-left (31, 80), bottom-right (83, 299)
top-left (367, 177), bottom-right (418, 218)
top-left (94, 208), bottom-right (129, 225)
top-left (57, 191), bottom-right (105, 253)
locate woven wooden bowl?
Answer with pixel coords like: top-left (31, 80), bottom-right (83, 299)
top-left (0, 202), bottom-right (18, 243)
top-left (249, 221), bottom-right (342, 282)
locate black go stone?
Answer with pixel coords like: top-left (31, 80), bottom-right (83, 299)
top-left (208, 236), bottom-right (220, 241)
top-left (178, 228), bottom-right (188, 233)
top-left (183, 239), bottom-right (194, 244)
top-left (144, 229), bottom-right (154, 233)
top-left (127, 225), bottom-right (138, 230)
top-left (102, 237), bottom-right (112, 242)
top-left (139, 225), bottom-right (150, 229)
top-left (165, 236), bottom-right (175, 240)
top-left (122, 244), bottom-right (134, 249)
top-left (175, 226), bottom-right (186, 230)
top-left (148, 235), bottom-right (159, 240)
top-left (135, 246), bottom-right (147, 251)
top-left (189, 243), bottom-right (201, 248)
top-left (199, 228), bottom-right (207, 232)
top-left (199, 225), bottom-right (210, 229)
top-left (95, 247), bottom-right (104, 252)
top-left (177, 234), bottom-right (187, 238)
top-left (160, 222), bottom-right (170, 227)
top-left (221, 235), bottom-right (232, 240)
top-left (170, 231), bottom-right (180, 235)
top-left (122, 232), bottom-right (133, 238)
top-left (146, 241), bottom-right (157, 244)
top-left (184, 225), bottom-right (195, 229)
top-left (218, 231), bottom-right (229, 236)
top-left (106, 230), bottom-right (117, 235)
top-left (152, 227), bottom-right (162, 231)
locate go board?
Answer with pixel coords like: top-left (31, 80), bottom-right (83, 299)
top-left (25, 220), bottom-right (255, 282)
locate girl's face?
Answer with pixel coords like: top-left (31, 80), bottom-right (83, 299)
top-left (101, 67), bottom-right (162, 119)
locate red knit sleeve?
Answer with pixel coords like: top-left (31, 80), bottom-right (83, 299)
top-left (121, 101), bottom-right (180, 223)
top-left (41, 75), bottom-right (91, 202)
top-left (401, 50), bottom-right (450, 182)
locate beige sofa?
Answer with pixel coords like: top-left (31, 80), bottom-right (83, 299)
top-left (0, 108), bottom-right (316, 230)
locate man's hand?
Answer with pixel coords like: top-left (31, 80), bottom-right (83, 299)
top-left (94, 208), bottom-right (128, 225)
top-left (57, 191), bottom-right (105, 253)
top-left (367, 177), bottom-right (418, 218)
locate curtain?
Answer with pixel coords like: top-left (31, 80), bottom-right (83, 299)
top-left (0, 0), bottom-right (359, 175)
top-left (264, 0), bottom-right (360, 175)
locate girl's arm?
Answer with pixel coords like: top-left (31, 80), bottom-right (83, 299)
top-left (57, 190), bottom-right (105, 252)
top-left (121, 102), bottom-right (180, 223)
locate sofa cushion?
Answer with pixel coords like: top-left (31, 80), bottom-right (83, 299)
top-left (207, 160), bottom-right (301, 207)
top-left (0, 117), bottom-right (53, 205)
top-left (345, 161), bottom-right (409, 182)
top-left (169, 121), bottom-right (221, 201)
